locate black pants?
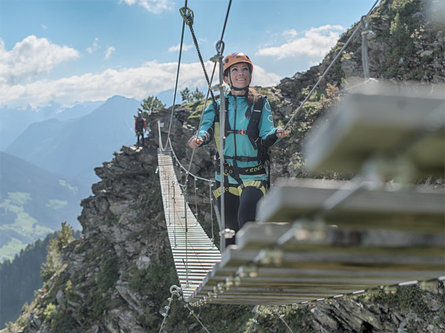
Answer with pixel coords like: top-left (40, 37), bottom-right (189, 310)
top-left (216, 183), bottom-right (265, 247)
top-left (136, 131), bottom-right (144, 146)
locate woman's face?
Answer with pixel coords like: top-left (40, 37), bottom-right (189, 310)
top-left (225, 63), bottom-right (251, 90)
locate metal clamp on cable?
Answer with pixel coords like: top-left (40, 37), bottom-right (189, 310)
top-left (179, 7), bottom-right (194, 26)
top-left (215, 40), bottom-right (225, 56)
top-left (210, 40), bottom-right (225, 92)
top-left (169, 284), bottom-right (182, 298)
top-left (220, 228), bottom-right (235, 239)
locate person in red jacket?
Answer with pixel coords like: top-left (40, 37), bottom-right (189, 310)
top-left (134, 113), bottom-right (146, 146)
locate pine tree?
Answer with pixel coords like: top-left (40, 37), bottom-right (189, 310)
top-left (138, 96), bottom-right (165, 114)
top-left (40, 222), bottom-right (74, 282)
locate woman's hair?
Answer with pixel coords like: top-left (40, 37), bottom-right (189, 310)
top-left (246, 87), bottom-right (259, 108)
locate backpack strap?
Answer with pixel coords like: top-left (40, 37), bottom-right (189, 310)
top-left (245, 95), bottom-right (264, 150)
top-left (224, 97), bottom-right (230, 138)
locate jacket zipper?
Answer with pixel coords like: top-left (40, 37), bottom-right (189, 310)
top-left (233, 97), bottom-right (238, 167)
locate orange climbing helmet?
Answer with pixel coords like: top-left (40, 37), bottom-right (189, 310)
top-left (223, 52), bottom-right (253, 75)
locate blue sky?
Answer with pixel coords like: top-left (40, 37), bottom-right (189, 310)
top-left (0, 0), bottom-right (379, 109)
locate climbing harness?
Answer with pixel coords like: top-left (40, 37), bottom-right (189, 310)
top-left (213, 94), bottom-right (276, 189)
top-left (212, 180), bottom-right (266, 199)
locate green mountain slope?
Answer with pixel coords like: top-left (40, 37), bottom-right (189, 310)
top-left (0, 235), bottom-right (50, 329)
top-left (0, 152), bottom-right (83, 261)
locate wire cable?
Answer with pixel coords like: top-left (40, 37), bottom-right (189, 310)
top-left (164, 0), bottom-right (188, 150)
top-left (283, 0), bottom-right (380, 131)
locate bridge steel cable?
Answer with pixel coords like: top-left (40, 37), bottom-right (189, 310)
top-left (164, 1), bottom-right (188, 150)
top-left (159, 1), bottom-right (233, 261)
top-left (283, 0), bottom-right (380, 131)
top-left (161, 0), bottom-right (233, 187)
top-left (182, 0), bottom-right (232, 186)
top-left (176, 2), bottom-right (232, 253)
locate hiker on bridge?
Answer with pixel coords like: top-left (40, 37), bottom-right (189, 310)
top-left (188, 52), bottom-right (289, 246)
top-left (135, 113), bottom-right (146, 146)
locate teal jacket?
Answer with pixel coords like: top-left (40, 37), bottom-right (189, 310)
top-left (197, 94), bottom-right (281, 185)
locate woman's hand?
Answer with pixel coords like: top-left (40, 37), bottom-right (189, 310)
top-left (276, 128), bottom-right (290, 139)
top-left (188, 136), bottom-right (204, 148)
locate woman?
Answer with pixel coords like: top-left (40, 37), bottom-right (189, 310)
top-left (188, 52), bottom-right (289, 247)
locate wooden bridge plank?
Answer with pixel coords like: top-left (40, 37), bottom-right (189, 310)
top-left (303, 84), bottom-right (445, 175)
top-left (256, 178), bottom-right (444, 233)
top-left (187, 218), bottom-right (444, 304)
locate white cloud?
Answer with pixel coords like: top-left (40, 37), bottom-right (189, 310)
top-left (0, 36), bottom-right (79, 85)
top-left (87, 37), bottom-right (100, 54)
top-left (0, 60), bottom-right (281, 108)
top-left (168, 44), bottom-right (193, 52)
top-left (256, 25), bottom-right (345, 59)
top-left (105, 46), bottom-right (116, 59)
top-left (120, 0), bottom-right (174, 14)
top-left (250, 65), bottom-right (281, 88)
top-left (0, 35), bottom-right (280, 108)
top-left (283, 29), bottom-right (298, 39)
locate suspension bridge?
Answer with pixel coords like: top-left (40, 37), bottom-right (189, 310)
top-left (152, 0), bottom-right (444, 330)
top-left (156, 82), bottom-right (444, 307)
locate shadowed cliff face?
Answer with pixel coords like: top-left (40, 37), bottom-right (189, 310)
top-left (3, 0), bottom-right (445, 332)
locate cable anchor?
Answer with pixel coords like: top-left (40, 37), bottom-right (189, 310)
top-left (158, 285), bottom-right (183, 333)
top-left (210, 41), bottom-right (225, 63)
top-left (215, 40), bottom-right (225, 56)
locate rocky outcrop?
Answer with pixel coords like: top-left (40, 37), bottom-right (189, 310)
top-left (18, 143), bottom-right (171, 332)
top-left (261, 0), bottom-right (445, 179)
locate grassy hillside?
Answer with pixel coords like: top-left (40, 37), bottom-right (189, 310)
top-left (0, 152), bottom-right (83, 261)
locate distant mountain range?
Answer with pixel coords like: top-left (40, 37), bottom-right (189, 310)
top-left (0, 91), bottom-right (184, 260)
top-left (0, 90), bottom-right (176, 152)
top-left (0, 95), bottom-right (144, 261)
top-left (0, 152), bottom-right (83, 261)
top-left (5, 95), bottom-right (142, 186)
top-left (0, 101), bottom-right (102, 151)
